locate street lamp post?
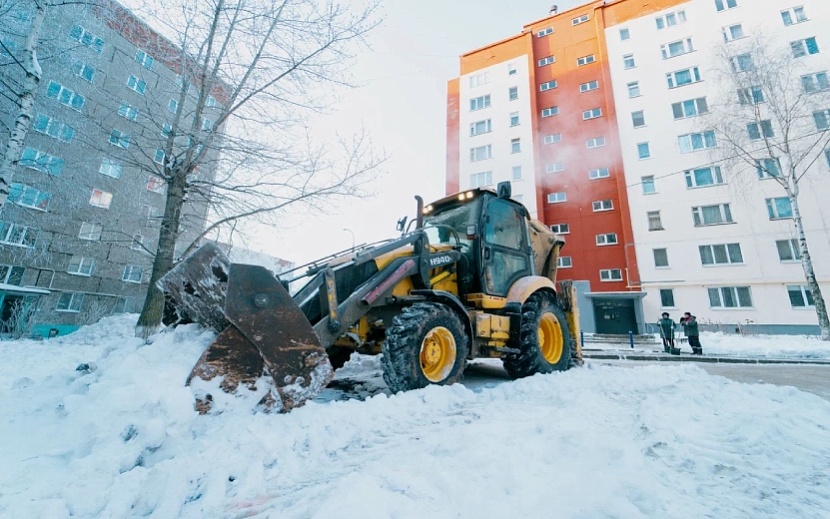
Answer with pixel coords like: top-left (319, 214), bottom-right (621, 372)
top-left (342, 228), bottom-right (355, 250)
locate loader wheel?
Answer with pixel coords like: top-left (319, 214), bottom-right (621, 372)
top-left (382, 302), bottom-right (468, 393)
top-left (503, 291), bottom-right (573, 379)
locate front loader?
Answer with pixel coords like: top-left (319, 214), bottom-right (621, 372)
top-left (160, 181), bottom-right (582, 412)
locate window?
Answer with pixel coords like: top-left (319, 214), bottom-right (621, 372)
top-left (572, 14), bottom-right (589, 25)
top-left (8, 183), bottom-right (51, 211)
top-left (147, 176), bottom-right (166, 194)
top-left (168, 99), bottom-right (178, 113)
top-left (550, 223), bottom-right (570, 234)
top-left (813, 109), bottom-right (830, 130)
top-left (586, 137), bottom-right (606, 149)
top-left (470, 145), bottom-right (492, 162)
top-left (544, 133), bottom-right (562, 144)
top-left (647, 211), bottom-right (663, 231)
top-left (642, 176), bottom-right (655, 194)
top-left (123, 265), bottom-right (144, 284)
top-left (637, 142), bottom-right (651, 159)
top-left (781, 7), bottom-right (808, 26)
top-left (68, 256), bottom-right (95, 276)
top-left (469, 73), bottom-right (489, 88)
top-left (537, 27), bottom-right (553, 37)
top-left (788, 285), bottom-right (814, 308)
top-left (653, 248), bottom-right (669, 268)
top-left (511, 138), bottom-right (521, 154)
top-left (99, 158), bottom-right (122, 179)
top-left (600, 269), bottom-right (623, 282)
top-left (143, 205), bottom-right (160, 227)
top-left (631, 111), bottom-right (645, 128)
top-left (32, 113), bottom-right (74, 142)
top-left (623, 54), bottom-right (636, 69)
top-left (0, 221), bottom-right (37, 248)
top-left (661, 38), bottom-right (694, 59)
top-left (714, 0), bottom-right (738, 11)
top-left (577, 55), bottom-right (596, 66)
top-left (589, 168), bottom-right (610, 180)
top-left (512, 166), bottom-right (522, 181)
top-left (731, 53), bottom-right (754, 72)
top-left (89, 189), bottom-right (113, 208)
top-left (131, 234), bottom-right (144, 251)
top-left (79, 222), bottom-right (102, 241)
top-left (546, 162), bottom-right (565, 173)
top-left (592, 199), bottom-right (613, 212)
top-left (672, 97), bottom-right (708, 119)
top-left (627, 82), bottom-right (640, 98)
top-left (56, 292), bottom-right (84, 313)
top-left (206, 95), bottom-right (219, 108)
top-left (802, 72), bottom-right (829, 93)
top-left (748, 120), bottom-right (774, 140)
top-left (699, 243), bottom-right (744, 265)
top-left (108, 129), bottom-right (130, 149)
top-left (583, 108), bottom-right (602, 120)
top-left (46, 81), bottom-right (84, 110)
top-left (153, 149), bottom-right (165, 164)
top-left (655, 10), bottom-right (686, 29)
top-left (756, 158), bottom-right (782, 178)
top-left (20, 147), bottom-right (63, 175)
top-left (766, 197), bottom-right (792, 219)
top-left (72, 61), bottom-right (95, 82)
top-left (557, 256), bottom-right (573, 268)
top-left (708, 286), bottom-right (753, 308)
top-left (540, 80), bottom-right (558, 92)
top-left (580, 80), bottom-right (599, 92)
top-left (69, 25), bottom-right (104, 53)
top-left (678, 131), bottom-right (717, 153)
top-left (547, 192), bottom-right (567, 204)
top-left (722, 24), bottom-right (744, 42)
top-left (470, 171), bottom-right (493, 188)
top-left (660, 289), bottom-right (675, 307)
top-left (470, 95), bottom-right (491, 111)
top-left (135, 50), bottom-right (154, 69)
top-left (776, 239), bottom-right (801, 262)
top-left (685, 166), bottom-right (724, 188)
top-left (509, 112), bottom-right (520, 127)
top-left (508, 86), bottom-right (518, 101)
top-left (0, 265), bottom-right (25, 286)
top-left (667, 67), bottom-right (701, 88)
top-left (118, 102), bottom-right (139, 121)
top-left (538, 56), bottom-right (555, 67)
top-left (541, 106), bottom-right (559, 117)
top-left (791, 38), bottom-right (819, 58)
top-left (738, 87), bottom-right (765, 104)
top-left (470, 119), bottom-right (492, 136)
top-left (692, 204), bottom-right (733, 226)
top-left (127, 75), bottom-right (147, 95)
top-left (596, 233), bottom-right (618, 246)
top-left (620, 28), bottom-right (630, 41)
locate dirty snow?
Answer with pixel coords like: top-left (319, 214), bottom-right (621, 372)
top-left (1, 315), bottom-right (829, 518)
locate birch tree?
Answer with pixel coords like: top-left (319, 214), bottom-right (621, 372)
top-left (707, 35), bottom-right (830, 339)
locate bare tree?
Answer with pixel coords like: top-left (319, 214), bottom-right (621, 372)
top-left (706, 35), bottom-right (830, 340)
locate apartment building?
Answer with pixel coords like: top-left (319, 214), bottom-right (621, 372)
top-left (448, 0), bottom-right (830, 334)
top-left (0, 1), bottom-right (219, 336)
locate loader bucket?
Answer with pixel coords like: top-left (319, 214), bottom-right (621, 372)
top-left (159, 244), bottom-right (333, 413)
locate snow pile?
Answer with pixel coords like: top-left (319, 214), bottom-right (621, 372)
top-left (1, 315), bottom-right (829, 518)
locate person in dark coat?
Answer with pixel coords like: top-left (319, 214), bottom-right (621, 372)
top-left (680, 312), bottom-right (703, 355)
top-left (657, 312), bottom-right (676, 353)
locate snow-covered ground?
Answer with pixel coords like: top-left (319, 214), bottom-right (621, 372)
top-left (1, 315), bottom-right (829, 518)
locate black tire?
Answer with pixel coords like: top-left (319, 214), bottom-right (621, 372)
top-left (382, 302), bottom-right (469, 393)
top-left (503, 291), bottom-right (573, 379)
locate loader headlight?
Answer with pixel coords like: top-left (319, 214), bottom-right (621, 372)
top-left (423, 205), bottom-right (433, 214)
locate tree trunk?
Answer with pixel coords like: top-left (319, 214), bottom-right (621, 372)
top-left (788, 190), bottom-right (830, 340)
top-left (0, 1), bottom-right (46, 210)
top-left (135, 170), bottom-right (187, 338)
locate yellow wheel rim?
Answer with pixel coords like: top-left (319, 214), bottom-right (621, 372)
top-left (538, 312), bottom-right (564, 364)
top-left (419, 326), bottom-right (457, 382)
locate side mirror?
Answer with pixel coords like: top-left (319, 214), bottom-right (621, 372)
top-left (396, 216), bottom-right (408, 233)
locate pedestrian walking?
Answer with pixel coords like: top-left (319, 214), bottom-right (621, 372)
top-left (657, 312), bottom-right (676, 353)
top-left (680, 312), bottom-right (703, 355)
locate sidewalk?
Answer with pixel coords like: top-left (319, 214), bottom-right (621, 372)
top-left (581, 346), bottom-right (830, 366)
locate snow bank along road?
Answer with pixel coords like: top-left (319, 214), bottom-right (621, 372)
top-left (1, 316), bottom-right (829, 518)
